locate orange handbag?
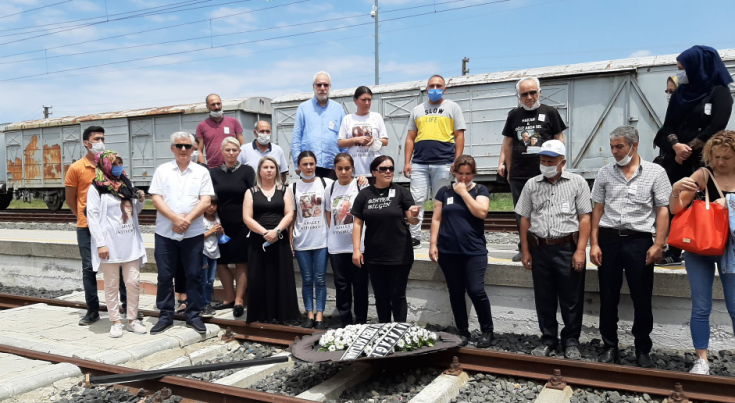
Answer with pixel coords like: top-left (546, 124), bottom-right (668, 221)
top-left (668, 169), bottom-right (729, 256)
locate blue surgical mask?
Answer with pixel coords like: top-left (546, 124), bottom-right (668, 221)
top-left (300, 172), bottom-right (315, 180)
top-left (111, 165), bottom-right (124, 177)
top-left (428, 88), bottom-right (443, 102)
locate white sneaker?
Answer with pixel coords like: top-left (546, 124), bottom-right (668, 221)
top-left (690, 358), bottom-right (710, 375)
top-left (109, 322), bottom-right (124, 338)
top-left (126, 319), bottom-right (147, 335)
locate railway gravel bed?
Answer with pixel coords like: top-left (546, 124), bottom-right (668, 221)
top-left (182, 341), bottom-right (282, 382)
top-left (48, 385), bottom-right (183, 403)
top-left (330, 366), bottom-right (443, 403)
top-left (250, 361), bottom-right (346, 396)
top-left (0, 282), bottom-right (77, 299)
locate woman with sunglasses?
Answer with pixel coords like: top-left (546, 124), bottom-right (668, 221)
top-left (337, 86), bottom-right (389, 181)
top-left (351, 156), bottom-right (421, 323)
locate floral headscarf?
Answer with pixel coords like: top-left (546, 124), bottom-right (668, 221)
top-left (93, 150), bottom-right (137, 199)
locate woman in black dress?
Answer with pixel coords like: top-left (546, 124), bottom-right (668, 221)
top-left (242, 156), bottom-right (300, 323)
top-left (209, 137), bottom-right (256, 318)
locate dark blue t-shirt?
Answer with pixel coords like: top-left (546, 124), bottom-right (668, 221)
top-left (435, 184), bottom-right (489, 255)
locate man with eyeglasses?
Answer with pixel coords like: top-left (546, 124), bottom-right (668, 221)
top-left (291, 71), bottom-right (346, 179)
top-left (500, 76), bottom-right (567, 262)
top-left (196, 93), bottom-right (245, 169)
top-left (148, 132), bottom-right (215, 335)
top-left (515, 140), bottom-right (591, 360)
top-left (238, 120), bottom-right (288, 183)
top-left (404, 74), bottom-right (466, 248)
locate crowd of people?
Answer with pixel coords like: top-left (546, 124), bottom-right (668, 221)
top-left (63, 45), bottom-right (735, 376)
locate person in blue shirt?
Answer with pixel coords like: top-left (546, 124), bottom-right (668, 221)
top-left (291, 71), bottom-right (346, 179)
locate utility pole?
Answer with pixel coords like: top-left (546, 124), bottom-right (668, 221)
top-left (372, 0), bottom-right (379, 85)
top-left (43, 105), bottom-right (52, 119)
top-left (462, 57), bottom-right (470, 76)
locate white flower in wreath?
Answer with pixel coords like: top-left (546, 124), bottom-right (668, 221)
top-left (327, 334), bottom-right (335, 343)
top-left (364, 345), bottom-right (373, 355)
top-left (412, 335), bottom-right (420, 343)
top-left (336, 343), bottom-right (345, 350)
top-left (328, 344), bottom-right (337, 352)
top-left (397, 339), bottom-right (405, 348)
top-left (430, 332), bottom-right (437, 340)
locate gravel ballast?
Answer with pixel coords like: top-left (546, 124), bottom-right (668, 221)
top-left (456, 373), bottom-right (543, 403)
top-left (183, 342), bottom-right (281, 382)
top-left (51, 385), bottom-right (183, 403)
top-left (330, 366), bottom-right (442, 403)
top-left (251, 361), bottom-right (345, 396)
top-left (0, 282), bottom-right (76, 299)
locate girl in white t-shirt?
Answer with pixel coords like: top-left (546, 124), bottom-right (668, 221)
top-left (338, 86), bottom-right (389, 178)
top-left (325, 153), bottom-right (369, 327)
top-left (86, 150), bottom-right (147, 338)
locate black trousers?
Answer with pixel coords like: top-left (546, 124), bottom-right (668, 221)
top-left (529, 241), bottom-right (585, 347)
top-left (510, 178), bottom-right (530, 250)
top-left (154, 234), bottom-right (205, 322)
top-left (315, 167), bottom-right (336, 180)
top-left (329, 253), bottom-right (369, 326)
top-left (598, 232), bottom-right (655, 353)
top-left (438, 254), bottom-right (494, 333)
top-left (367, 263), bottom-right (411, 323)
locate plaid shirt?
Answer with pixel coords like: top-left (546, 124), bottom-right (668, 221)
top-left (515, 171), bottom-right (593, 238)
top-left (591, 158), bottom-right (671, 234)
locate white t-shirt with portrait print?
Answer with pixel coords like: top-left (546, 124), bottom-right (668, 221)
top-left (291, 178), bottom-right (333, 251)
top-left (325, 179), bottom-right (365, 254)
top-left (338, 112), bottom-right (389, 176)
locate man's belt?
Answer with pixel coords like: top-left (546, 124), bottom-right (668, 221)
top-left (599, 227), bottom-right (652, 238)
top-left (528, 232), bottom-right (577, 247)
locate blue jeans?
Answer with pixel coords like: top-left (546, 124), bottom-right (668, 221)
top-left (684, 252), bottom-right (735, 349)
top-left (77, 227), bottom-right (126, 312)
top-left (202, 255), bottom-right (218, 306)
top-left (409, 162), bottom-right (452, 239)
top-left (154, 234), bottom-right (204, 322)
top-left (295, 248), bottom-right (328, 313)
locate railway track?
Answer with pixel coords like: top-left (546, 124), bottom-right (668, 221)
top-left (1, 293), bottom-right (732, 403)
top-left (0, 210), bottom-right (517, 232)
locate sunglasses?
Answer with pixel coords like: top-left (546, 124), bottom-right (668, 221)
top-left (377, 166), bottom-right (395, 173)
top-left (315, 83), bottom-right (330, 88)
top-left (664, 89), bottom-right (676, 94)
top-left (174, 143), bottom-right (193, 150)
top-left (520, 90), bottom-right (538, 98)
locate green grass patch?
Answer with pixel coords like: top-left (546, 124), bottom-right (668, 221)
top-left (422, 193), bottom-right (514, 212)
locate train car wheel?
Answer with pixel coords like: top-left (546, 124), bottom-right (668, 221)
top-left (0, 195), bottom-right (11, 210)
top-left (45, 195), bottom-right (64, 211)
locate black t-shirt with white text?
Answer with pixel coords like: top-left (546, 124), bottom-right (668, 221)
top-left (351, 183), bottom-right (415, 266)
top-left (502, 104), bottom-right (566, 180)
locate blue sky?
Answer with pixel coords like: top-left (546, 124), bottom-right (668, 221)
top-left (1, 0), bottom-right (733, 123)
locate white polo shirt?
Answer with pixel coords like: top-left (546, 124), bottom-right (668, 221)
top-left (149, 160), bottom-right (215, 239)
top-left (237, 140), bottom-right (289, 174)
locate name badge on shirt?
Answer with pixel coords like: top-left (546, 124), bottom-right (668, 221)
top-left (561, 202), bottom-right (570, 213)
top-left (224, 127), bottom-right (230, 135)
top-left (329, 121), bottom-right (336, 130)
top-left (627, 184), bottom-right (638, 200)
top-left (538, 114), bottom-right (546, 122)
top-left (388, 189), bottom-right (396, 198)
top-left (704, 103), bottom-right (712, 115)
top-left (447, 197), bottom-right (454, 205)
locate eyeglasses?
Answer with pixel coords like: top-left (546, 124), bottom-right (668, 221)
top-left (520, 90), bottom-right (538, 98)
top-left (377, 166), bottom-right (395, 173)
top-left (174, 143), bottom-right (193, 150)
top-left (664, 89), bottom-right (676, 94)
top-left (315, 83), bottom-right (330, 88)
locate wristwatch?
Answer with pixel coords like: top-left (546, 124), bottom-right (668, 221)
top-left (276, 228), bottom-right (283, 239)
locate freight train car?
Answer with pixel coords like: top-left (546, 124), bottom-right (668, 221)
top-left (0, 97), bottom-right (271, 210)
top-left (272, 49), bottom-right (735, 187)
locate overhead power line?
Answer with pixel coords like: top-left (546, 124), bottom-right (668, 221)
top-left (0, 0), bottom-right (73, 20)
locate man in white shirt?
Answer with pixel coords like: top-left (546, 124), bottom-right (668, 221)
top-left (149, 132), bottom-right (215, 335)
top-left (238, 120), bottom-right (288, 183)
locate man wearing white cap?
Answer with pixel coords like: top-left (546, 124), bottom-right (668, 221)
top-left (515, 140), bottom-right (592, 360)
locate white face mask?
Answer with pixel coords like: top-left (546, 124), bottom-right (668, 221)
top-left (454, 176), bottom-right (474, 188)
top-left (209, 110), bottom-right (223, 118)
top-left (539, 162), bottom-right (561, 178)
top-left (87, 141), bottom-right (105, 155)
top-left (666, 93), bottom-right (672, 103)
top-left (256, 132), bottom-right (271, 145)
top-left (676, 70), bottom-right (689, 85)
top-left (615, 147), bottom-right (635, 166)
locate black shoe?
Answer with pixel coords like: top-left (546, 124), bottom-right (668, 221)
top-left (315, 321), bottom-right (327, 330)
top-left (233, 305), bottom-right (245, 318)
top-left (458, 329), bottom-right (471, 347)
top-left (78, 310), bottom-right (100, 326)
top-left (476, 332), bottom-right (493, 348)
top-left (531, 345), bottom-right (552, 357)
top-left (200, 305), bottom-right (216, 318)
top-left (186, 317), bottom-right (207, 334)
top-left (636, 350), bottom-right (653, 368)
top-left (212, 301), bottom-right (235, 310)
top-left (511, 252), bottom-right (522, 262)
top-left (136, 311), bottom-right (144, 320)
top-left (150, 320), bottom-right (173, 335)
top-left (598, 347), bottom-right (620, 364)
top-left (411, 238), bottom-right (421, 248)
top-left (302, 318), bottom-right (315, 328)
top-left (564, 345), bottom-right (581, 360)
top-left (659, 250), bottom-right (683, 266)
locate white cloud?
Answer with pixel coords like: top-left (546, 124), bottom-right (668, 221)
top-left (628, 50), bottom-right (652, 58)
top-left (287, 2), bottom-right (334, 15)
top-left (68, 0), bottom-right (100, 12)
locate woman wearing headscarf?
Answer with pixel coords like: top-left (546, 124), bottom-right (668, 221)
top-left (654, 45), bottom-right (734, 265)
top-left (86, 150), bottom-right (147, 338)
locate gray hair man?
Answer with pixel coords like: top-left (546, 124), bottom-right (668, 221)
top-left (515, 140), bottom-right (592, 360)
top-left (291, 71), bottom-right (345, 178)
top-left (589, 125), bottom-right (671, 368)
top-left (148, 131), bottom-right (215, 335)
top-left (500, 76), bottom-right (567, 262)
top-left (238, 120), bottom-right (289, 183)
top-left (195, 93), bottom-right (245, 169)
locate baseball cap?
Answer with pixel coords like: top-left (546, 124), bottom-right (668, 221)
top-left (538, 140), bottom-right (566, 157)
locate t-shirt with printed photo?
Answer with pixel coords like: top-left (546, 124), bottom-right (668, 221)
top-left (291, 178), bottom-right (333, 251)
top-left (407, 100), bottom-right (466, 164)
top-left (325, 180), bottom-right (365, 254)
top-left (502, 104), bottom-right (566, 180)
top-left (338, 112), bottom-right (389, 176)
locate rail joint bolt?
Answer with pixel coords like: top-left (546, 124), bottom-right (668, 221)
top-left (546, 369), bottom-right (567, 390)
top-left (668, 383), bottom-right (690, 403)
top-left (443, 356), bottom-right (463, 376)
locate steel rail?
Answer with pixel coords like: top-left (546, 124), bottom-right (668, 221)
top-left (0, 344), bottom-right (310, 403)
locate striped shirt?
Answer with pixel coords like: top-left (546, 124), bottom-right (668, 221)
top-left (591, 159), bottom-right (671, 234)
top-left (515, 171), bottom-right (593, 238)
